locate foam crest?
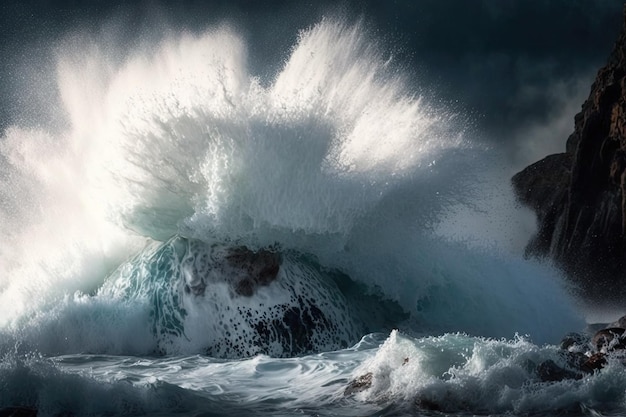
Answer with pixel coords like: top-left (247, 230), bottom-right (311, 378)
top-left (272, 20), bottom-right (456, 177)
top-left (353, 330), bottom-right (626, 414)
top-left (0, 16), bottom-right (581, 346)
top-left (70, 18), bottom-right (461, 244)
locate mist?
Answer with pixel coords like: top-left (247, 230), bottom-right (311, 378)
top-left (2, 1), bottom-right (622, 143)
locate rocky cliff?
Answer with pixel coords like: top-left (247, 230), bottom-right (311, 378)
top-left (512, 5), bottom-right (626, 301)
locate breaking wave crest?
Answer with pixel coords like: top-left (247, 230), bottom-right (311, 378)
top-left (0, 18), bottom-right (581, 360)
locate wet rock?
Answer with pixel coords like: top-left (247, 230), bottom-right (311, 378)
top-left (512, 5), bottom-right (626, 300)
top-left (537, 359), bottom-right (583, 382)
top-left (560, 332), bottom-right (589, 351)
top-left (415, 398), bottom-right (442, 412)
top-left (580, 352), bottom-right (607, 373)
top-left (344, 372), bottom-right (373, 395)
top-left (537, 350), bottom-right (607, 381)
top-left (592, 327), bottom-right (626, 351)
top-left (226, 247), bottom-right (281, 296)
top-left (560, 350), bottom-right (590, 370)
top-left (182, 240), bottom-right (281, 298)
top-left (541, 325), bottom-right (625, 381)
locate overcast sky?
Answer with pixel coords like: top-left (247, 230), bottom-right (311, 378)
top-left (1, 0), bottom-right (623, 162)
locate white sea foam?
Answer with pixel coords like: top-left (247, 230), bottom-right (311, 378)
top-left (3, 331), bottom-right (625, 416)
top-left (0, 19), bottom-right (581, 347)
top-left (352, 330), bottom-right (626, 415)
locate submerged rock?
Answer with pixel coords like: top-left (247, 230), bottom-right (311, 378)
top-left (580, 352), bottom-right (608, 373)
top-left (344, 372), bottom-right (373, 396)
top-left (225, 247), bottom-right (280, 296)
top-left (538, 316), bottom-right (626, 382)
top-left (537, 359), bottom-right (583, 382)
top-left (592, 327), bottom-right (626, 351)
top-left (180, 239), bottom-right (281, 298)
top-left (559, 332), bottom-right (589, 351)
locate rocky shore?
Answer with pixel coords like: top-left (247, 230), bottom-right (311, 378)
top-left (344, 317), bottom-right (626, 412)
top-left (536, 317), bottom-right (626, 382)
top-left (512, 4), bottom-right (626, 301)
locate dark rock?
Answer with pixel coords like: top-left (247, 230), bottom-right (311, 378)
top-left (225, 247), bottom-right (281, 296)
top-left (536, 341), bottom-right (613, 381)
top-left (592, 327), bottom-right (626, 351)
top-left (537, 359), bottom-right (583, 382)
top-left (415, 398), bottom-right (442, 412)
top-left (512, 5), bottom-right (626, 300)
top-left (512, 153), bottom-right (571, 259)
top-left (344, 372), bottom-right (373, 395)
top-left (538, 325), bottom-right (625, 381)
top-left (183, 242), bottom-right (281, 298)
top-left (581, 352), bottom-right (608, 373)
top-left (559, 332), bottom-right (589, 351)
top-left (559, 350), bottom-right (590, 370)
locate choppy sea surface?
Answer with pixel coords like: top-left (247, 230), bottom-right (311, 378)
top-left (1, 17), bottom-right (624, 417)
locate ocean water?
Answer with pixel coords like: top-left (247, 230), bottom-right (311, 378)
top-left (1, 15), bottom-right (624, 417)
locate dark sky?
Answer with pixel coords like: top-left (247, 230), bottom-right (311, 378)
top-left (0, 0), bottom-right (623, 155)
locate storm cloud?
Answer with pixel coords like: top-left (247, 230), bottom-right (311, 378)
top-left (0, 0), bottom-right (622, 152)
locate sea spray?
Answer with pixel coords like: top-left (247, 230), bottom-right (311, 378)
top-left (0, 18), bottom-right (581, 352)
top-left (0, 15), bottom-right (616, 417)
top-left (350, 330), bottom-right (626, 415)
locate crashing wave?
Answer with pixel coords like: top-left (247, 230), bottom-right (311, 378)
top-left (100, 236), bottom-right (372, 357)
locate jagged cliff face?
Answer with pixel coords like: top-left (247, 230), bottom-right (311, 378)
top-left (513, 7), bottom-right (626, 300)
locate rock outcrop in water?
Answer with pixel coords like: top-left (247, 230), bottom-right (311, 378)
top-left (512, 5), bottom-right (626, 300)
top-left (535, 315), bottom-right (626, 382)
